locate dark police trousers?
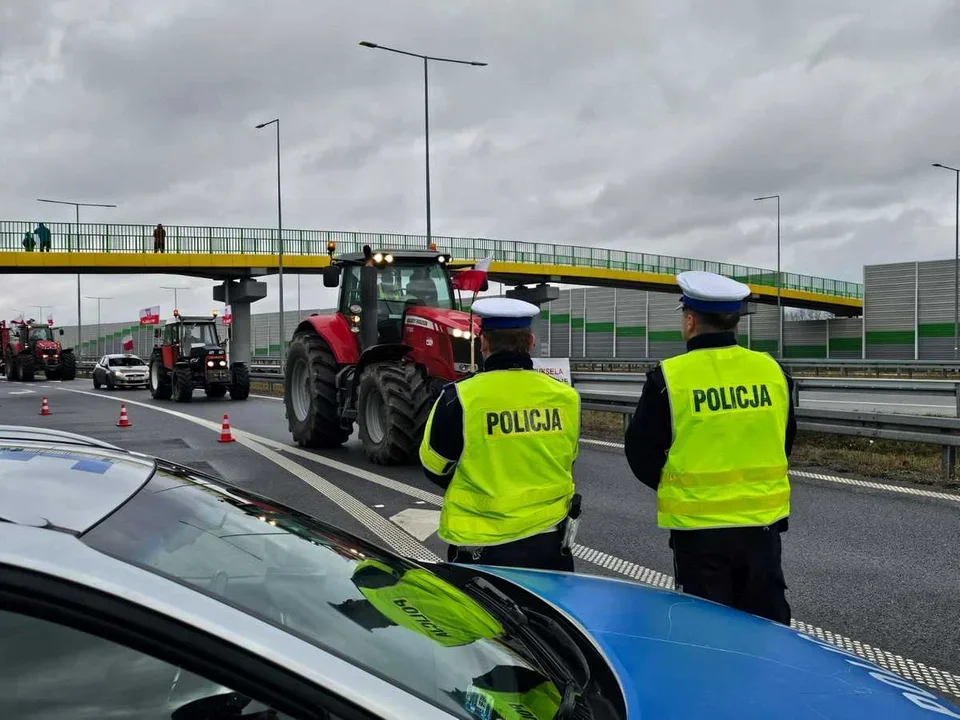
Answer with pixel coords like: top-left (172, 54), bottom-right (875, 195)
top-left (448, 527), bottom-right (574, 572)
top-left (670, 525), bottom-right (791, 625)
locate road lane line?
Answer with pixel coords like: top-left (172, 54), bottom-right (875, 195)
top-left (580, 439), bottom-right (960, 503)
top-left (57, 387), bottom-right (439, 563)
top-left (56, 386), bottom-right (960, 697)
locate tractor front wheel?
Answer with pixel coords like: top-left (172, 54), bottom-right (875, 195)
top-left (357, 361), bottom-right (433, 465)
top-left (149, 354), bottom-right (172, 400)
top-left (229, 363), bottom-right (250, 401)
top-left (60, 351), bottom-right (77, 381)
top-left (285, 332), bottom-right (350, 448)
top-left (19, 354), bottom-right (35, 382)
top-left (171, 365), bottom-right (193, 403)
top-left (4, 353), bottom-right (17, 382)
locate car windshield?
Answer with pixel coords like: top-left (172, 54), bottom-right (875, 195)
top-left (108, 356), bottom-right (144, 367)
top-left (81, 469), bottom-right (563, 719)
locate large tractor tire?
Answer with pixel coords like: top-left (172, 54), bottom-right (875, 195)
top-left (19, 354), bottom-right (36, 382)
top-left (357, 361), bottom-right (433, 465)
top-left (229, 363), bottom-right (250, 401)
top-left (285, 332), bottom-right (350, 448)
top-left (149, 355), bottom-right (172, 400)
top-left (5, 353), bottom-right (19, 382)
top-left (60, 351), bottom-right (77, 381)
top-left (171, 365), bottom-right (194, 403)
top-left (205, 384), bottom-right (227, 398)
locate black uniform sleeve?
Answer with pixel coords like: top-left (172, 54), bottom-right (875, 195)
top-left (781, 367), bottom-right (798, 458)
top-left (420, 384), bottom-right (465, 490)
top-left (623, 366), bottom-right (672, 491)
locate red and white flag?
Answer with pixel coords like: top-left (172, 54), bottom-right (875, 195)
top-left (46, 315), bottom-right (54, 327)
top-left (452, 255), bottom-right (493, 294)
top-left (222, 305), bottom-right (232, 326)
top-left (121, 335), bottom-right (135, 352)
top-left (139, 305), bottom-right (160, 325)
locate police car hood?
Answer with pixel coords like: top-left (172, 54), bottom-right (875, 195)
top-left (476, 567), bottom-right (958, 719)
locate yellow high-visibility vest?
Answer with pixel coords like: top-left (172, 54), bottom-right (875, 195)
top-left (420, 369), bottom-right (580, 546)
top-left (658, 345), bottom-right (791, 530)
top-left (352, 559), bottom-right (503, 647)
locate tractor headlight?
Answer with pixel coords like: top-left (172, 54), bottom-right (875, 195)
top-left (449, 328), bottom-right (474, 340)
top-left (219, 360), bottom-right (227, 367)
top-left (384, 254), bottom-right (394, 264)
top-left (349, 304), bottom-right (362, 314)
top-left (373, 252), bottom-right (383, 264)
top-left (207, 360), bottom-right (215, 367)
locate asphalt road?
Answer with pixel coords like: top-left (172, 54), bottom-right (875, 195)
top-left (3, 379), bottom-right (959, 700)
top-left (575, 380), bottom-right (960, 416)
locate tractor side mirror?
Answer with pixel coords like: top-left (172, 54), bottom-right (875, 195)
top-left (322, 265), bottom-right (341, 288)
top-left (154, 329), bottom-right (161, 339)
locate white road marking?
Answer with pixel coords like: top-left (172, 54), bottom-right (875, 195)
top-left (580, 439), bottom-right (960, 504)
top-left (58, 387), bottom-right (439, 563)
top-left (8, 390), bottom-right (35, 395)
top-left (389, 509), bottom-right (441, 541)
top-left (250, 394), bottom-right (283, 401)
top-left (373, 504), bottom-right (385, 508)
top-left (56, 386), bottom-right (960, 698)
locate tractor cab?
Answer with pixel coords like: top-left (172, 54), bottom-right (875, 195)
top-left (159, 313), bottom-right (224, 364)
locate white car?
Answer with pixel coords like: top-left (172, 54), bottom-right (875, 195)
top-left (92, 353), bottom-right (149, 389)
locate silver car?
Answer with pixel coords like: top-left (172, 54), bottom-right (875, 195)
top-left (0, 426), bottom-right (955, 719)
top-left (92, 353), bottom-right (149, 389)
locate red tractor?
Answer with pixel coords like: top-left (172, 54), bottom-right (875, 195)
top-left (148, 311), bottom-right (250, 402)
top-left (284, 244), bottom-right (483, 464)
top-left (1, 319), bottom-right (77, 382)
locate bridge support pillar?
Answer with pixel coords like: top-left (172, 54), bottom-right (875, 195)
top-left (505, 283), bottom-right (559, 306)
top-left (213, 279), bottom-right (267, 367)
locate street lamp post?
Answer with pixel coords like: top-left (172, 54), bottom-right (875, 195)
top-left (36, 198), bottom-right (116, 357)
top-left (255, 118), bottom-right (285, 366)
top-left (160, 285), bottom-right (188, 312)
top-left (932, 163), bottom-right (960, 360)
top-left (359, 41), bottom-right (487, 249)
top-left (754, 194), bottom-right (782, 358)
top-left (85, 296), bottom-right (112, 356)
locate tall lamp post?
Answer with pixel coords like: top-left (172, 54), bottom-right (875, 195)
top-left (85, 296), bottom-right (112, 356)
top-left (754, 194), bottom-right (782, 358)
top-left (160, 285), bottom-right (188, 312)
top-left (932, 163), bottom-right (960, 359)
top-left (359, 41), bottom-right (487, 249)
top-left (36, 198), bottom-right (116, 358)
top-left (255, 118), bottom-right (286, 366)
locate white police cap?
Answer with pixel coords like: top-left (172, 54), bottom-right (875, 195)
top-left (471, 297), bottom-right (540, 329)
top-left (676, 271), bottom-right (751, 314)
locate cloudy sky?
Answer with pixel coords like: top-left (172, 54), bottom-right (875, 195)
top-left (2, 0), bottom-right (959, 325)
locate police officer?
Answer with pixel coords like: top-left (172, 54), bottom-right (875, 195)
top-left (624, 271), bottom-right (797, 625)
top-left (419, 297), bottom-right (581, 572)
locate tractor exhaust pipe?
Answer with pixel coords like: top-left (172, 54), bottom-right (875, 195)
top-left (360, 264), bottom-right (379, 350)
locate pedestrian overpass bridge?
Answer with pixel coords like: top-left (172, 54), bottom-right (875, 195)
top-left (0, 220), bottom-right (863, 315)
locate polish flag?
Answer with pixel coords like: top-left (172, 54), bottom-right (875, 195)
top-left (46, 315), bottom-right (54, 327)
top-left (222, 305), bottom-right (232, 326)
top-left (139, 305), bottom-right (160, 325)
top-left (452, 255), bottom-right (493, 294)
top-left (121, 335), bottom-right (135, 352)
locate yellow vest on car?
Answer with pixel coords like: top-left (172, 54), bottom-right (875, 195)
top-left (421, 369), bottom-right (580, 547)
top-left (658, 345), bottom-right (791, 530)
top-left (463, 680), bottom-right (562, 720)
top-left (352, 559), bottom-right (504, 647)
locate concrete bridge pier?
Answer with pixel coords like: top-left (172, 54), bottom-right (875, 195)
top-left (213, 279), bottom-right (267, 366)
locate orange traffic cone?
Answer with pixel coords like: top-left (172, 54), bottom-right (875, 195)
top-left (218, 414), bottom-right (235, 443)
top-left (116, 403), bottom-right (132, 428)
top-left (217, 413), bottom-right (236, 442)
top-left (39, 397), bottom-right (51, 416)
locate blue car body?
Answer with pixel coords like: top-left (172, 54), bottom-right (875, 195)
top-left (480, 566), bottom-right (960, 719)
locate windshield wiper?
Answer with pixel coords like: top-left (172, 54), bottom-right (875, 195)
top-left (464, 577), bottom-right (590, 719)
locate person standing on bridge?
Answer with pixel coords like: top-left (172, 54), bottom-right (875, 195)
top-left (624, 271), bottom-right (797, 625)
top-left (419, 297), bottom-right (582, 572)
top-left (34, 223), bottom-right (51, 252)
top-left (153, 223), bottom-right (166, 253)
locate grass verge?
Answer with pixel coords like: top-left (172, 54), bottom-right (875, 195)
top-left (582, 410), bottom-right (960, 490)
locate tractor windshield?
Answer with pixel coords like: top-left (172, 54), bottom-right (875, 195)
top-left (377, 264), bottom-right (454, 310)
top-left (182, 323), bottom-right (220, 348)
top-left (26, 326), bottom-right (54, 342)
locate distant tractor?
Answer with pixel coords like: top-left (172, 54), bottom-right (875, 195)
top-left (1, 319), bottom-right (77, 382)
top-left (148, 311), bottom-right (250, 403)
top-left (284, 243), bottom-right (485, 465)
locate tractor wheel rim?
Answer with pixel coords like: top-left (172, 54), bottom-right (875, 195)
top-left (290, 359), bottom-right (311, 423)
top-left (150, 363), bottom-right (158, 388)
top-left (364, 388), bottom-right (386, 445)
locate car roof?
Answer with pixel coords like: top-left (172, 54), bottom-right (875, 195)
top-left (104, 353), bottom-right (144, 359)
top-left (0, 426), bottom-right (155, 534)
